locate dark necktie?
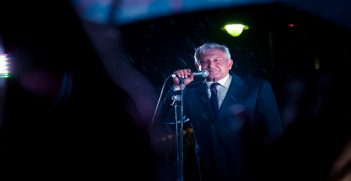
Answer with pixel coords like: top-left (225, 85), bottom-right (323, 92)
top-left (210, 82), bottom-right (220, 113)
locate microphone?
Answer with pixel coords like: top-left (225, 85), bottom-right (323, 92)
top-left (171, 70), bottom-right (209, 78)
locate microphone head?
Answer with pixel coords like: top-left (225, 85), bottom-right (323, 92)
top-left (202, 70), bottom-right (209, 77)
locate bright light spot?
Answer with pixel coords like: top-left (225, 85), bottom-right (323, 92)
top-left (223, 24), bottom-right (249, 37)
top-left (288, 23), bottom-right (295, 28)
top-left (0, 54), bottom-right (10, 78)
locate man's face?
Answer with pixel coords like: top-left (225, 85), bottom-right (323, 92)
top-left (196, 48), bottom-right (233, 81)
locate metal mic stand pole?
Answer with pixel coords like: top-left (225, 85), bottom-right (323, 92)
top-left (174, 78), bottom-right (185, 181)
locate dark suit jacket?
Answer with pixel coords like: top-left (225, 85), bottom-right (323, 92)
top-left (158, 73), bottom-right (284, 181)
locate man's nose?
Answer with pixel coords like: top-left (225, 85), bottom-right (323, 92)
top-left (207, 61), bottom-right (215, 68)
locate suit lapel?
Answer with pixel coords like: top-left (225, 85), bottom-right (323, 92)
top-left (217, 74), bottom-right (244, 118)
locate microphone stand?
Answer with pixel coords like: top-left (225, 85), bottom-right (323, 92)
top-left (173, 78), bottom-right (185, 181)
top-left (169, 72), bottom-right (207, 181)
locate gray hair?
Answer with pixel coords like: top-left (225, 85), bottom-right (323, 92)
top-left (194, 43), bottom-right (231, 63)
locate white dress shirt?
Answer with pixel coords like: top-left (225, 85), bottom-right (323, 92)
top-left (206, 74), bottom-right (232, 108)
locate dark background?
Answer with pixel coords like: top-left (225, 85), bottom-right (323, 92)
top-left (119, 3), bottom-right (351, 180)
top-left (0, 1), bottom-right (350, 180)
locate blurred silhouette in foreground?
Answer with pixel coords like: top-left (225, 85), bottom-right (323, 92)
top-left (0, 1), bottom-right (159, 179)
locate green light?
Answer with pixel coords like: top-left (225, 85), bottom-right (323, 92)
top-left (1, 73), bottom-right (10, 78)
top-left (223, 24), bottom-right (249, 37)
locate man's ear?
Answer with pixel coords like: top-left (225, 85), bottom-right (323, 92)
top-left (195, 63), bottom-right (201, 71)
top-left (228, 59), bottom-right (234, 70)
